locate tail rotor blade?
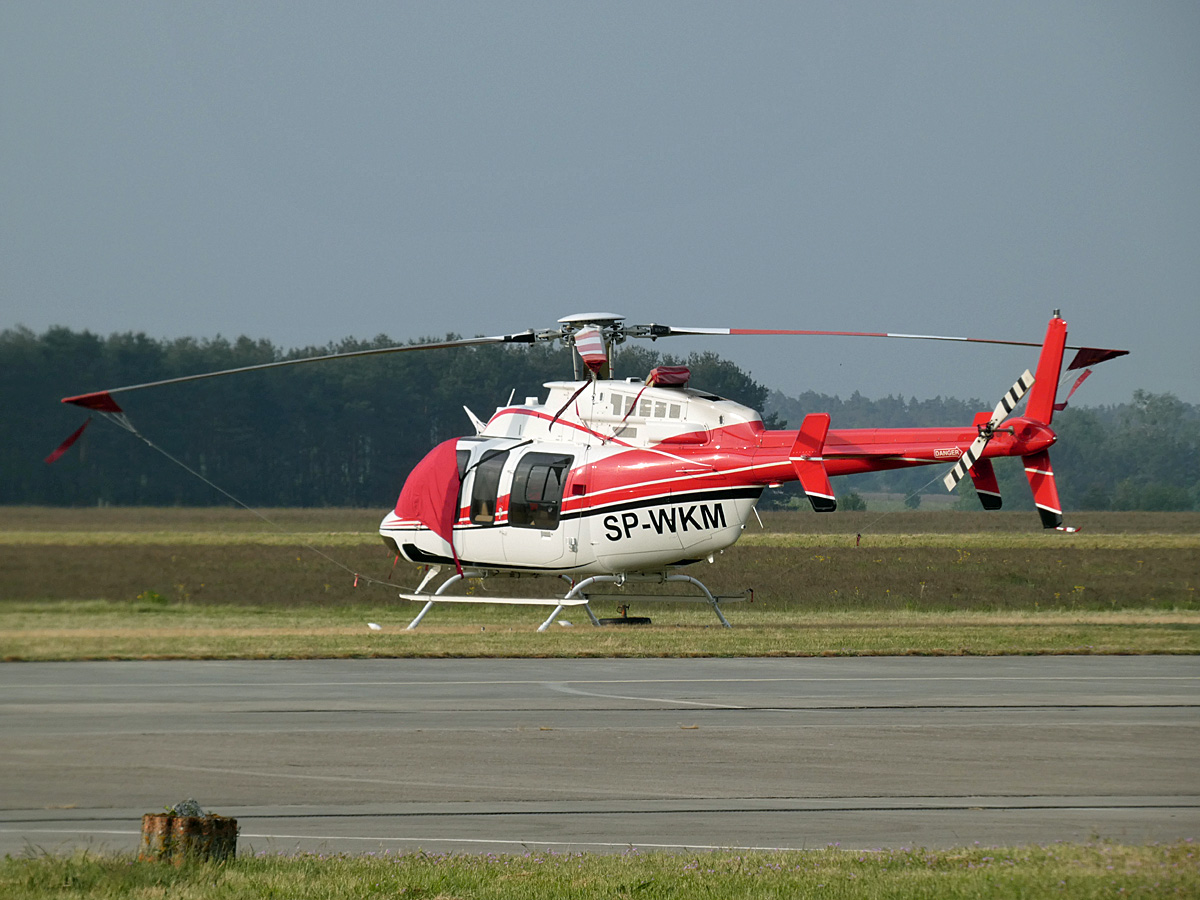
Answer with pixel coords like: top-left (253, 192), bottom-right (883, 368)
top-left (942, 434), bottom-right (987, 491)
top-left (943, 369), bottom-right (1034, 493)
top-left (989, 369), bottom-right (1035, 427)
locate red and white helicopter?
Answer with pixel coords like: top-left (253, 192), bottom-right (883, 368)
top-left (60, 310), bottom-right (1126, 630)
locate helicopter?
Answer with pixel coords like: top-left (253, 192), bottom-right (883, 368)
top-left (59, 310), bottom-right (1126, 630)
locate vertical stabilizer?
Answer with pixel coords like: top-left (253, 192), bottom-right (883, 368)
top-left (968, 458), bottom-right (1003, 510)
top-left (1023, 449), bottom-right (1063, 529)
top-left (1025, 313), bottom-right (1068, 425)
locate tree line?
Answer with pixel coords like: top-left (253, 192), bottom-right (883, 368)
top-left (3, 326), bottom-right (1196, 511)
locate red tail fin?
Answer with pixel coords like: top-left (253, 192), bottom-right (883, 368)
top-left (790, 414), bottom-right (836, 512)
top-left (1025, 313), bottom-right (1067, 425)
top-left (968, 458), bottom-right (1003, 511)
top-left (1023, 449), bottom-right (1063, 529)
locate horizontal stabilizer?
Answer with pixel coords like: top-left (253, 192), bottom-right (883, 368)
top-left (790, 414), bottom-right (836, 512)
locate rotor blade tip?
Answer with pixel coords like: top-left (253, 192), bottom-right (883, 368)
top-left (62, 391), bottom-right (123, 413)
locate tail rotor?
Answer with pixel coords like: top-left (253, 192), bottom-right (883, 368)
top-left (940, 312), bottom-right (1087, 532)
top-left (942, 369), bottom-right (1034, 493)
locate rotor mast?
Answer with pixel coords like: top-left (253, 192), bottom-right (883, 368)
top-left (557, 312), bottom-right (627, 380)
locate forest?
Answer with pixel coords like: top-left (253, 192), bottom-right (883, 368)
top-left (3, 326), bottom-right (1196, 511)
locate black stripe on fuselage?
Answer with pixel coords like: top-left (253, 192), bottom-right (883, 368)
top-left (396, 542), bottom-right (596, 572)
top-left (559, 485), bottom-right (764, 523)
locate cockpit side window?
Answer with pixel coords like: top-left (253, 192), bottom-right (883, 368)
top-left (469, 450), bottom-right (508, 524)
top-left (509, 453), bottom-right (572, 529)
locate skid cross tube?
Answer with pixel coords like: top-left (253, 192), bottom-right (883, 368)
top-left (552, 573), bottom-right (734, 629)
top-left (407, 573), bottom-right (584, 630)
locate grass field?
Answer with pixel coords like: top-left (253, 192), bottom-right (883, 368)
top-left (3, 843), bottom-right (1196, 899)
top-left (1, 507), bottom-right (1196, 660)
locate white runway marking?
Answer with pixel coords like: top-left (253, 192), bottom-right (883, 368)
top-left (545, 681), bottom-right (747, 708)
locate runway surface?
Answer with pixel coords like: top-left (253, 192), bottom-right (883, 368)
top-left (2, 656), bottom-right (1197, 856)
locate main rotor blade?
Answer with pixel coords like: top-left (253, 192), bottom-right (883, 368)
top-left (645, 324), bottom-right (1121, 354)
top-left (62, 331), bottom-right (535, 409)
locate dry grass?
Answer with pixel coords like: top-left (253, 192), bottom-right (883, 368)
top-left (1, 508), bottom-right (1196, 660)
top-left (3, 601), bottom-right (1198, 661)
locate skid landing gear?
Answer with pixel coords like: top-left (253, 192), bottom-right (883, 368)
top-left (399, 568), bottom-right (743, 631)
top-left (401, 570), bottom-right (595, 631)
top-left (538, 573), bottom-right (738, 631)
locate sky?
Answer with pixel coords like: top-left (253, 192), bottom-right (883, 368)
top-left (3, 2), bottom-right (1198, 408)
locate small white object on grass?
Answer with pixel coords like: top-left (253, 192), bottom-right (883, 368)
top-left (558, 620), bottom-right (573, 627)
top-left (367, 622), bottom-right (382, 631)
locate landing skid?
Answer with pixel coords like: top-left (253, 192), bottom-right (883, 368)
top-left (399, 568), bottom-right (744, 631)
top-left (543, 573), bottom-right (739, 631)
top-left (402, 570), bottom-right (590, 630)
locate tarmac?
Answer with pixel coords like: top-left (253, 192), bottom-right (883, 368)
top-left (2, 655), bottom-right (1197, 855)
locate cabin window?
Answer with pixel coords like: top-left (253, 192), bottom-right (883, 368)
top-left (509, 453), bottom-right (572, 529)
top-left (469, 450), bottom-right (508, 524)
top-left (669, 404), bottom-right (681, 419)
